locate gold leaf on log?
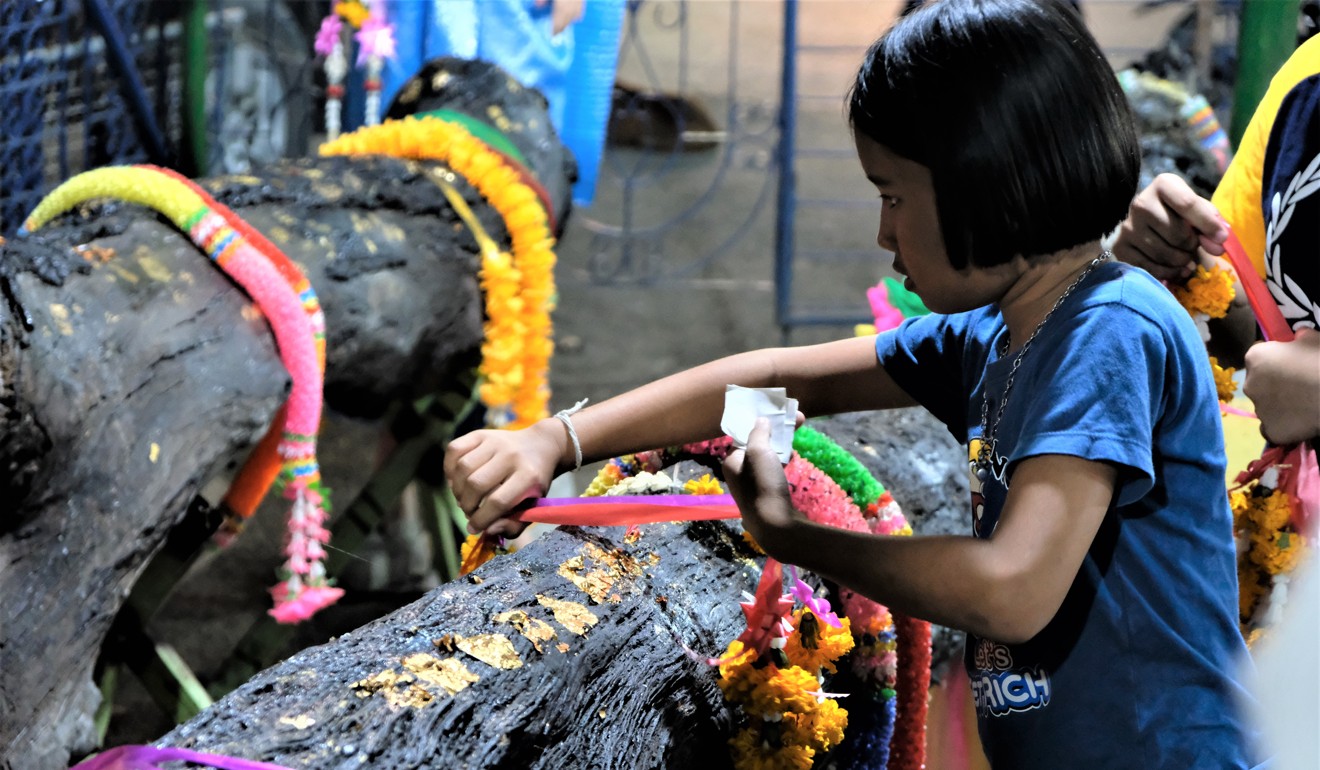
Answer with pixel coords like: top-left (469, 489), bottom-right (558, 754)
top-left (536, 595), bottom-right (598, 636)
top-left (403, 653), bottom-right (480, 695)
top-left (454, 633), bottom-right (523, 670)
top-left (557, 543), bottom-right (648, 605)
top-left (493, 610), bottom-right (557, 652)
top-left (278, 714), bottom-right (316, 729)
top-left (350, 669), bottom-right (432, 710)
top-left (136, 253), bottom-right (173, 283)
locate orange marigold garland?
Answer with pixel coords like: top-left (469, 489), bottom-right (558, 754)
top-left (319, 115), bottom-right (557, 429)
top-left (1170, 264), bottom-right (1239, 400)
top-left (718, 560), bottom-right (853, 770)
top-left (1170, 257), bottom-right (1316, 644)
top-left (1232, 456), bottom-right (1311, 644)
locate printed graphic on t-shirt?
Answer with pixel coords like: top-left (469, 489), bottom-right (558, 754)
top-left (968, 437), bottom-right (1008, 538)
top-left (1263, 75), bottom-right (1320, 331)
top-left (969, 637), bottom-right (1053, 718)
top-left (1265, 149), bottom-right (1320, 331)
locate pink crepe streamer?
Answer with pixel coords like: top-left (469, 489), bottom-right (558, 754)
top-left (516, 494), bottom-right (740, 525)
top-left (1220, 402), bottom-right (1257, 419)
top-left (355, 16), bottom-right (397, 66)
top-left (314, 13), bottom-right (343, 56)
top-left (867, 282), bottom-right (905, 332)
top-left (530, 494), bottom-right (735, 508)
top-left (72, 745), bottom-right (294, 770)
top-left (1286, 444), bottom-right (1320, 537)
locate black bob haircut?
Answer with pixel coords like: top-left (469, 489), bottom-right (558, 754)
top-left (848, 0), bottom-right (1141, 269)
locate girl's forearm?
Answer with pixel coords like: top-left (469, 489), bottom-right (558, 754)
top-left (769, 522), bottom-right (1045, 644)
top-left (567, 348), bottom-right (781, 465)
top-left (563, 336), bottom-right (912, 467)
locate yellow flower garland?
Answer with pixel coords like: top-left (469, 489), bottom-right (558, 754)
top-left (320, 115), bottom-right (557, 429)
top-left (1171, 264), bottom-right (1235, 317)
top-left (718, 612), bottom-right (854, 770)
top-left (1171, 265), bottom-right (1239, 401)
top-left (1233, 483), bottom-right (1309, 641)
top-left (333, 0), bottom-right (369, 28)
top-left (1171, 262), bottom-right (1307, 642)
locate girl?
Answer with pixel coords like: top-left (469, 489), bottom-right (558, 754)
top-left (446, 1), bottom-right (1260, 765)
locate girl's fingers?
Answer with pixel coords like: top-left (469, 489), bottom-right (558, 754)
top-left (455, 459), bottom-right (516, 517)
top-left (472, 475), bottom-right (541, 535)
top-left (447, 444), bottom-right (501, 511)
top-left (1197, 232), bottom-right (1227, 257)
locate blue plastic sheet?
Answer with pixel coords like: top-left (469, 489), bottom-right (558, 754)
top-left (375, 0), bottom-right (623, 205)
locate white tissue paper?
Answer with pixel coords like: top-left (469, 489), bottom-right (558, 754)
top-left (720, 385), bottom-right (798, 464)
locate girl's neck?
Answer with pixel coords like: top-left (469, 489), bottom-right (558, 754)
top-left (995, 241), bottom-right (1105, 353)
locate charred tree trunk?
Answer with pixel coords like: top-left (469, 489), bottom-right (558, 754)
top-left (0, 154), bottom-right (493, 768)
top-left (158, 520), bottom-right (747, 769)
top-left (0, 51), bottom-right (972, 766)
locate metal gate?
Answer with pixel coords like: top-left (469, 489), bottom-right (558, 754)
top-left (0, 0), bottom-right (315, 236)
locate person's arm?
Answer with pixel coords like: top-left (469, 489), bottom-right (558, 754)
top-left (535, 0), bottom-right (584, 35)
top-left (1244, 328), bottom-right (1320, 445)
top-left (1113, 173), bottom-right (1228, 280)
top-left (725, 419), bottom-right (1115, 643)
top-left (446, 335), bottom-right (917, 535)
top-left (1113, 173), bottom-right (1257, 363)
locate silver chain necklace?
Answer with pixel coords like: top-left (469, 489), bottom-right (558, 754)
top-left (974, 251), bottom-right (1113, 482)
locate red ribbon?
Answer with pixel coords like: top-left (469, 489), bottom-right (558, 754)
top-left (511, 494), bottom-right (741, 526)
top-left (1222, 229), bottom-right (1293, 343)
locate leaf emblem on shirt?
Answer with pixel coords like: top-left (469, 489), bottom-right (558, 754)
top-left (1265, 150), bottom-right (1320, 329)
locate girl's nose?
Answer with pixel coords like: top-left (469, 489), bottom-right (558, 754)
top-left (877, 215), bottom-right (897, 253)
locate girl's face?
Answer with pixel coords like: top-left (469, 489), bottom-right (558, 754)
top-left (854, 134), bottom-right (1015, 314)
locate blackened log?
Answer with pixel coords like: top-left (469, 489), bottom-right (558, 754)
top-left (0, 154), bottom-right (491, 769)
top-left (159, 521), bottom-right (747, 769)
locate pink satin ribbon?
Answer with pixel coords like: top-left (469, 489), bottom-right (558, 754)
top-left (511, 494), bottom-right (741, 526)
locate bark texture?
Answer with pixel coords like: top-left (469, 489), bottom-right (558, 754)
top-left (0, 154), bottom-right (489, 768)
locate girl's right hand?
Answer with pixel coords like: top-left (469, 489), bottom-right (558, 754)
top-left (444, 418), bottom-right (569, 537)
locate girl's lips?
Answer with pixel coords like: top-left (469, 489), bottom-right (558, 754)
top-left (892, 259), bottom-right (913, 292)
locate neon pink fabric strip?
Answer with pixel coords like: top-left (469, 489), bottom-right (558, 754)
top-left (513, 495), bottom-right (741, 525)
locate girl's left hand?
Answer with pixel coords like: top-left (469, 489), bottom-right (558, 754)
top-left (722, 417), bottom-right (804, 556)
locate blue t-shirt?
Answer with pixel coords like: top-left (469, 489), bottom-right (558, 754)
top-left (876, 261), bottom-right (1258, 767)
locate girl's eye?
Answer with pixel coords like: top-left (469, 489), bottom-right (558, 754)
top-left (878, 194), bottom-right (898, 209)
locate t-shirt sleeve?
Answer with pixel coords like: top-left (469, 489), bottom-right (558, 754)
top-left (874, 312), bottom-right (977, 442)
top-left (1261, 73), bottom-right (1320, 331)
top-left (1006, 303), bottom-right (1164, 507)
